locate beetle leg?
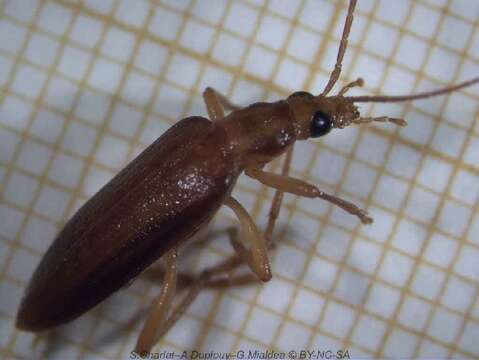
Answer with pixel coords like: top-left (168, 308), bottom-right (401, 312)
top-left (135, 249), bottom-right (178, 356)
top-left (144, 227), bottom-right (266, 288)
top-left (264, 146), bottom-right (294, 246)
top-left (144, 223), bottom-right (271, 340)
top-left (245, 168), bottom-right (373, 224)
top-left (157, 254), bottom-right (249, 338)
top-left (226, 226), bottom-right (259, 273)
top-left (206, 227), bottom-right (267, 288)
top-left (160, 272), bottom-right (258, 337)
top-left (205, 273), bottom-right (259, 288)
top-left (206, 87), bottom-right (241, 112)
top-left (203, 87), bottom-right (225, 121)
top-left (203, 87), bottom-right (242, 122)
top-left (147, 269), bottom-right (259, 289)
top-left (146, 228), bottom-right (263, 289)
top-left (223, 196), bottom-right (272, 282)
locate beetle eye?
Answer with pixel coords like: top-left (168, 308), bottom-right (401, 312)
top-left (310, 111), bottom-right (332, 137)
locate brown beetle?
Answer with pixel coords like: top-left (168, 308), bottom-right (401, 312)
top-left (16, 0), bottom-right (478, 355)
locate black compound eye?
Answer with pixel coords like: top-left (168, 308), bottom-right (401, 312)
top-left (310, 111), bottom-right (332, 138)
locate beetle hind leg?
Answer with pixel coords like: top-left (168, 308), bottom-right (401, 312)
top-left (145, 228), bottom-right (263, 291)
top-left (151, 252), bottom-right (258, 339)
top-left (135, 249), bottom-right (178, 356)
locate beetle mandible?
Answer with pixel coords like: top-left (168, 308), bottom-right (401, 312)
top-left (15, 0), bottom-right (479, 355)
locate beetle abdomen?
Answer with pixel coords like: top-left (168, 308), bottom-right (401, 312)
top-left (17, 116), bottom-right (239, 331)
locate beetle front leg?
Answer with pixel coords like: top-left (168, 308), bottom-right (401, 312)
top-left (203, 88), bottom-right (225, 122)
top-left (223, 196), bottom-right (272, 282)
top-left (135, 249), bottom-right (178, 356)
top-left (246, 168), bottom-right (373, 225)
top-left (203, 87), bottom-right (241, 122)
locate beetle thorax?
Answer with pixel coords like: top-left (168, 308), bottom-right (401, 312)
top-left (221, 101), bottom-right (297, 168)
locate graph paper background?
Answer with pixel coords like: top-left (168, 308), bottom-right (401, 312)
top-left (0, 0), bottom-right (478, 359)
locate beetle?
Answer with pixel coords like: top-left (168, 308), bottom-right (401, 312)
top-left (15, 0), bottom-right (478, 355)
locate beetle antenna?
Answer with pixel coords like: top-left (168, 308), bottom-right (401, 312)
top-left (321, 0), bottom-right (357, 96)
top-left (338, 77), bottom-right (364, 96)
top-left (346, 77), bottom-right (479, 103)
top-left (353, 116), bottom-right (408, 127)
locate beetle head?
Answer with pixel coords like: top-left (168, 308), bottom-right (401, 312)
top-left (286, 78), bottom-right (407, 141)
